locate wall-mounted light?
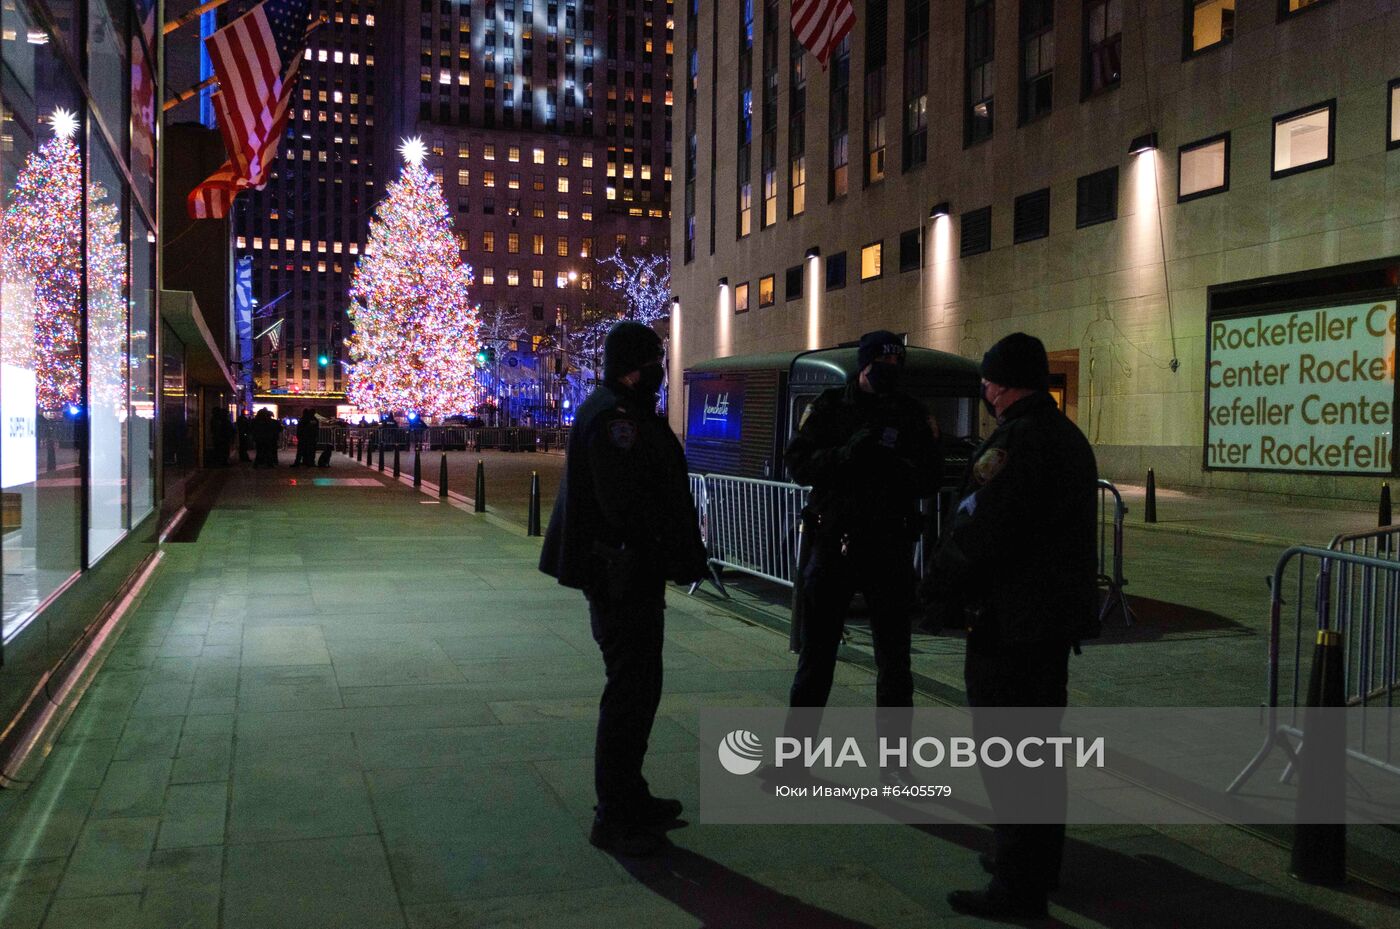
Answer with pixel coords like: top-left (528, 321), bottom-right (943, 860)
top-left (671, 294), bottom-right (680, 306)
top-left (804, 246), bottom-right (821, 259)
top-left (1128, 132), bottom-right (1158, 155)
top-left (717, 276), bottom-right (728, 287)
top-left (929, 201), bottom-right (951, 219)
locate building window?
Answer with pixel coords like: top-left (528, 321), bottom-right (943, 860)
top-left (483, 170), bottom-right (496, 187)
top-left (829, 35), bottom-right (852, 198)
top-left (483, 267), bottom-right (496, 284)
top-left (903, 0), bottom-right (930, 170)
top-left (483, 231), bottom-right (495, 252)
top-left (1389, 79), bottom-right (1400, 150)
top-left (860, 241), bottom-right (883, 280)
top-left (789, 34), bottom-right (808, 216)
top-left (533, 234), bottom-right (545, 255)
top-left (864, 0), bottom-right (889, 185)
top-left (533, 147), bottom-right (546, 163)
top-left (1019, 0), bottom-right (1054, 124)
top-left (484, 144), bottom-right (496, 159)
top-left (738, 182), bottom-right (753, 236)
top-left (737, 0), bottom-right (755, 238)
top-left (961, 206), bottom-right (993, 256)
top-left (1279, 0), bottom-right (1328, 18)
top-left (507, 268), bottom-right (521, 286)
top-left (557, 236), bottom-right (569, 257)
top-left (735, 282), bottom-right (751, 313)
top-left (761, 0), bottom-right (779, 229)
top-left (581, 237), bottom-right (593, 258)
top-left (532, 269), bottom-right (545, 287)
top-left (558, 204), bottom-right (570, 219)
top-left (1084, 0), bottom-right (1121, 95)
top-left (785, 265), bottom-right (803, 300)
top-left (1272, 101), bottom-right (1334, 178)
top-left (790, 155), bottom-right (806, 215)
top-left (457, 168), bottom-right (470, 186)
top-left (558, 176), bottom-right (569, 192)
top-left (1076, 167), bottom-right (1118, 227)
top-left (1013, 188), bottom-right (1050, 242)
top-left (759, 275), bottom-right (776, 306)
top-left (1178, 133), bottom-right (1230, 200)
top-left (1185, 0), bottom-right (1233, 55)
top-left (965, 0), bottom-right (995, 145)
top-left (507, 232), bottom-right (520, 253)
top-left (899, 228), bottom-right (922, 272)
top-left (826, 252), bottom-right (848, 290)
top-left (508, 145), bottom-right (521, 162)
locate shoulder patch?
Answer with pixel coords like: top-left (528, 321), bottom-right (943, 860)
top-left (608, 418), bottom-right (638, 449)
top-left (972, 448), bottom-right (1008, 484)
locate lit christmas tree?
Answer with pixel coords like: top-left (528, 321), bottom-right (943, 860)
top-left (345, 138), bottom-right (481, 416)
top-left (0, 110), bottom-right (83, 412)
top-left (0, 108), bottom-right (129, 415)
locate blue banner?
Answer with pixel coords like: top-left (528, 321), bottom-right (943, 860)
top-left (235, 256), bottom-right (254, 409)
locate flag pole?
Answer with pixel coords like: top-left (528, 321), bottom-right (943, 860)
top-left (164, 0), bottom-right (236, 36)
top-left (162, 75), bottom-right (218, 112)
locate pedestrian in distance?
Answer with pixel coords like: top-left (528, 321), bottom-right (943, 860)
top-left (539, 321), bottom-right (708, 857)
top-left (293, 407), bottom-right (320, 467)
top-left (785, 330), bottom-right (943, 718)
top-left (236, 412), bottom-right (252, 462)
top-left (250, 408), bottom-right (282, 468)
top-left (922, 332), bottom-right (1099, 920)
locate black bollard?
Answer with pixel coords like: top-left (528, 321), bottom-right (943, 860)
top-left (1379, 482), bottom-right (1391, 528)
top-left (1144, 469), bottom-right (1158, 524)
top-left (413, 447), bottom-right (422, 488)
top-left (393, 447), bottom-right (401, 479)
top-left (46, 436), bottom-right (57, 472)
top-left (474, 459), bottom-right (487, 513)
top-left (438, 452), bottom-right (448, 498)
top-left (1291, 624), bottom-right (1347, 885)
top-left (378, 441), bottom-right (385, 472)
top-left (527, 471), bottom-right (541, 536)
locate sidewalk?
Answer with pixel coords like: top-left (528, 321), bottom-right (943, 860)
top-left (0, 456), bottom-right (1395, 928)
top-left (1111, 482), bottom-right (1377, 548)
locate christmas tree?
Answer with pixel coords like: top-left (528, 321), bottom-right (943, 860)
top-left (346, 138), bottom-right (480, 416)
top-left (0, 110), bottom-right (83, 412)
top-left (0, 108), bottom-right (128, 415)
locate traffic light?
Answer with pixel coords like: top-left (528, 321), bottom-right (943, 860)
top-left (317, 354), bottom-right (329, 368)
top-left (474, 345), bottom-right (496, 365)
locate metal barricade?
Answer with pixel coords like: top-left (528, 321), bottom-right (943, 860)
top-left (317, 424), bottom-right (344, 451)
top-left (701, 475), bottom-right (810, 588)
top-left (1228, 545), bottom-right (1400, 792)
top-left (1329, 524), bottom-right (1400, 561)
top-left (1097, 479), bottom-right (1134, 625)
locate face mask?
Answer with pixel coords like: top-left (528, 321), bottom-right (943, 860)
top-left (981, 382), bottom-right (1000, 419)
top-left (636, 361), bottom-right (665, 394)
top-left (865, 363), bottom-right (900, 394)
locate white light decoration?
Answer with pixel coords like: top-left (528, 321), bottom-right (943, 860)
top-left (398, 136), bottom-right (427, 166)
top-left (50, 108), bottom-right (78, 141)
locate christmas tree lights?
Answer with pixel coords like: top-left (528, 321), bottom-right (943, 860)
top-left (345, 138), bottom-right (481, 416)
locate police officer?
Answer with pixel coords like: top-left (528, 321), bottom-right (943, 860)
top-left (924, 332), bottom-right (1098, 919)
top-left (786, 330), bottom-right (942, 712)
top-left (539, 321), bottom-right (708, 856)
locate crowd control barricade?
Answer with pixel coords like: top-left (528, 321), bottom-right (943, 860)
top-left (426, 426), bottom-right (469, 450)
top-left (1097, 479), bottom-right (1135, 625)
top-left (699, 475), bottom-right (810, 590)
top-left (317, 424), bottom-right (346, 451)
top-left (1329, 524), bottom-right (1400, 562)
top-left (1228, 545), bottom-right (1400, 793)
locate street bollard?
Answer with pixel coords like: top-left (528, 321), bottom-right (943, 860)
top-left (438, 452), bottom-right (448, 498)
top-left (46, 437), bottom-right (57, 472)
top-left (355, 439), bottom-right (362, 463)
top-left (393, 447), bottom-right (401, 479)
top-left (1144, 469), bottom-right (1158, 524)
top-left (378, 441), bottom-right (385, 472)
top-left (527, 471), bottom-right (541, 536)
top-left (413, 447), bottom-right (422, 488)
top-left (1381, 483), bottom-right (1393, 553)
top-left (474, 459), bottom-right (487, 512)
top-left (1290, 620), bottom-right (1347, 885)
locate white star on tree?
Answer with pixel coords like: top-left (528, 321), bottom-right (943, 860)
top-left (399, 136), bottom-right (427, 166)
top-left (50, 108), bottom-right (78, 141)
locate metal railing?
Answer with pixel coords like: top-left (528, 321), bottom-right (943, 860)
top-left (1229, 545), bottom-right (1400, 792)
top-left (1097, 479), bottom-right (1134, 625)
top-left (698, 474), bottom-right (810, 589)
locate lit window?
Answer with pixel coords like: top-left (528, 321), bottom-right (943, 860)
top-left (507, 269), bottom-right (520, 286)
top-left (581, 153), bottom-right (594, 167)
top-left (558, 204), bottom-right (570, 219)
top-left (606, 185), bottom-right (617, 200)
top-left (1390, 79), bottom-right (1400, 150)
top-left (509, 146), bottom-right (521, 162)
top-left (533, 269), bottom-right (545, 287)
top-left (483, 231), bottom-right (495, 252)
top-left (459, 143), bottom-right (471, 158)
top-left (860, 242), bottom-right (882, 281)
top-left (558, 152), bottom-right (571, 166)
top-left (532, 234), bottom-right (545, 255)
top-left (508, 232), bottom-right (520, 253)
top-left (581, 209), bottom-right (593, 221)
top-left (483, 267), bottom-right (495, 284)
top-left (457, 168), bottom-right (470, 186)
top-left (483, 171), bottom-right (495, 187)
top-left (759, 275), bottom-right (775, 307)
top-left (533, 147), bottom-right (545, 163)
top-left (1281, 0), bottom-right (1325, 15)
top-left (1178, 134), bottom-right (1229, 200)
top-left (1272, 101), bottom-right (1333, 178)
top-left (1187, 0), bottom-right (1233, 54)
top-left (484, 144), bottom-right (496, 160)
top-left (581, 237), bottom-right (593, 258)
top-left (558, 177), bottom-right (569, 192)
top-left (533, 202), bottom-right (546, 218)
top-left (735, 282), bottom-right (750, 313)
top-left (508, 173), bottom-right (520, 189)
top-left (556, 272), bottom-right (570, 287)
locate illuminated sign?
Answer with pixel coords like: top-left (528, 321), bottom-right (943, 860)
top-left (1205, 301), bottom-right (1396, 474)
top-left (2, 364), bottom-right (37, 488)
top-left (687, 376), bottom-right (745, 442)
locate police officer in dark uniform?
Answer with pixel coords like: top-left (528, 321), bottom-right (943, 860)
top-left (924, 332), bottom-right (1098, 919)
top-left (786, 330), bottom-right (942, 712)
top-left (539, 321), bottom-right (708, 856)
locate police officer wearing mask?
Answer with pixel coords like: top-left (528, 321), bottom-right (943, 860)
top-left (785, 330), bottom-right (942, 712)
top-left (539, 321), bottom-right (708, 857)
top-left (924, 332), bottom-right (1098, 919)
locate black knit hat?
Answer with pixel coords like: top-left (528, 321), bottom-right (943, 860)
top-left (981, 332), bottom-right (1050, 391)
top-left (604, 321), bottom-right (663, 381)
top-left (856, 330), bottom-right (906, 370)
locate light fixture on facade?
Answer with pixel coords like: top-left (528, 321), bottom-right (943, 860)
top-left (1128, 132), bottom-right (1159, 155)
top-left (717, 276), bottom-right (728, 287)
top-left (804, 246), bottom-right (820, 259)
top-left (929, 202), bottom-right (951, 219)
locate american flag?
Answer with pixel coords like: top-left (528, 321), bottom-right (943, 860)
top-left (188, 0), bottom-right (313, 219)
top-left (791, 0), bottom-right (856, 69)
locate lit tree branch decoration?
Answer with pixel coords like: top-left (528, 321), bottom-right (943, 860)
top-left (345, 138), bottom-right (482, 416)
top-left (597, 249), bottom-right (672, 325)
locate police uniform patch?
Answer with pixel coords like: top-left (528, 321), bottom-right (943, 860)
top-left (972, 448), bottom-right (1008, 484)
top-left (608, 419), bottom-right (638, 449)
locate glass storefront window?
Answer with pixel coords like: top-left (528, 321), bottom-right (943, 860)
top-left (130, 215), bottom-right (155, 525)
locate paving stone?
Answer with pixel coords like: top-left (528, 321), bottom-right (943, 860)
top-left (223, 835), bottom-right (403, 929)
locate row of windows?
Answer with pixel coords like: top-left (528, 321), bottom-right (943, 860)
top-left (467, 232), bottom-right (594, 256)
top-left (476, 267), bottom-right (594, 288)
